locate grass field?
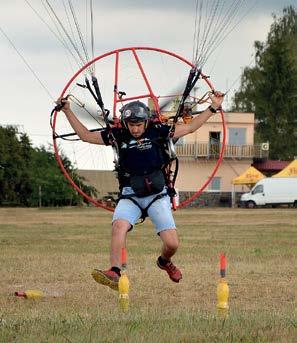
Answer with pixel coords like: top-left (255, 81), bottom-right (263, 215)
top-left (0, 207), bottom-right (296, 342)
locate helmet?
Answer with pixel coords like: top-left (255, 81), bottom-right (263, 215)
top-left (120, 101), bottom-right (150, 126)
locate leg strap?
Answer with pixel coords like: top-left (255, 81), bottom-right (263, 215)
top-left (119, 193), bottom-right (167, 223)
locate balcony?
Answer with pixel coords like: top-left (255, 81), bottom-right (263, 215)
top-left (175, 142), bottom-right (269, 160)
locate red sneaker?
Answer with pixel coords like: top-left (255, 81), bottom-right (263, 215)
top-left (91, 269), bottom-right (119, 291)
top-left (157, 259), bottom-right (182, 283)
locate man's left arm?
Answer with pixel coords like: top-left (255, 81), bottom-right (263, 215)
top-left (173, 91), bottom-right (224, 139)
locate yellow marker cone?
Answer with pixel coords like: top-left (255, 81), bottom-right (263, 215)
top-left (119, 272), bottom-right (130, 295)
top-left (216, 278), bottom-right (229, 309)
top-left (15, 289), bottom-right (45, 299)
top-left (119, 293), bottom-right (129, 312)
top-left (118, 247), bottom-right (130, 312)
top-left (216, 253), bottom-right (229, 316)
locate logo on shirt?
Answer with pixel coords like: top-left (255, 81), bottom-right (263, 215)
top-left (121, 138), bottom-right (152, 151)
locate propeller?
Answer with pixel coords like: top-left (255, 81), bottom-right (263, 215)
top-left (158, 82), bottom-right (187, 112)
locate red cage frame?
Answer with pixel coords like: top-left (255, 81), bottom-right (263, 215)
top-left (52, 46), bottom-right (226, 211)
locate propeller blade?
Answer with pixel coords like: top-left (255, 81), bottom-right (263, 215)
top-left (158, 82), bottom-right (186, 111)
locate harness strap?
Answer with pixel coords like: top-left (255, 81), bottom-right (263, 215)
top-left (119, 192), bottom-right (167, 223)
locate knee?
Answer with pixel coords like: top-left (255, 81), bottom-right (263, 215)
top-left (167, 241), bottom-right (179, 253)
top-left (164, 236), bottom-right (179, 252)
top-left (112, 219), bottom-right (131, 236)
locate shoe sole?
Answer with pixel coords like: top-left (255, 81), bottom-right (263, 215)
top-left (91, 269), bottom-right (119, 291)
top-left (156, 261), bottom-right (182, 283)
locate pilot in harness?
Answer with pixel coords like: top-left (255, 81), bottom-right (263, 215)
top-left (100, 100), bottom-right (179, 223)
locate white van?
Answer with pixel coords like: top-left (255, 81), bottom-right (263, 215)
top-left (240, 178), bottom-right (297, 208)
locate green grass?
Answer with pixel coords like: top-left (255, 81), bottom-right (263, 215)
top-left (0, 207), bottom-right (296, 342)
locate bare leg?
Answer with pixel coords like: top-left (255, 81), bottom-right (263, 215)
top-left (91, 219), bottom-right (131, 290)
top-left (159, 229), bottom-right (179, 260)
top-left (157, 229), bottom-right (182, 282)
top-left (110, 219), bottom-right (131, 267)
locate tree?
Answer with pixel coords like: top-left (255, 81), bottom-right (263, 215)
top-left (232, 6), bottom-right (297, 160)
top-left (0, 126), bottom-right (27, 205)
top-left (0, 125), bottom-right (97, 206)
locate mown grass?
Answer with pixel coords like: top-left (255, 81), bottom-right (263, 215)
top-left (0, 207), bottom-right (296, 342)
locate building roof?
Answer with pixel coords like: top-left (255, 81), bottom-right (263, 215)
top-left (252, 160), bottom-right (291, 172)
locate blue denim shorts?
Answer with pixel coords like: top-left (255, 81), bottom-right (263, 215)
top-left (113, 187), bottom-right (176, 234)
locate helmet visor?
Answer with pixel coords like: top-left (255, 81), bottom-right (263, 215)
top-left (122, 107), bottom-right (148, 122)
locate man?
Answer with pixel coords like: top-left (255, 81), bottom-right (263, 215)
top-left (58, 91), bottom-right (224, 290)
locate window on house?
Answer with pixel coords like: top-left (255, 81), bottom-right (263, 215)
top-left (209, 177), bottom-right (221, 191)
top-left (209, 131), bottom-right (221, 145)
top-left (228, 128), bottom-right (246, 145)
top-left (209, 131), bottom-right (221, 156)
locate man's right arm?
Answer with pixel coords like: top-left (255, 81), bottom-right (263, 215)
top-left (59, 98), bottom-right (105, 145)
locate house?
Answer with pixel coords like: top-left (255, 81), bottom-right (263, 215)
top-left (174, 111), bottom-right (268, 195)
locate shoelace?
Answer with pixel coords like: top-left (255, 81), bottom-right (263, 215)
top-left (166, 262), bottom-right (178, 273)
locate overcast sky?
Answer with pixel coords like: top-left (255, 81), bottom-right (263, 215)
top-left (0, 0), bottom-right (294, 149)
